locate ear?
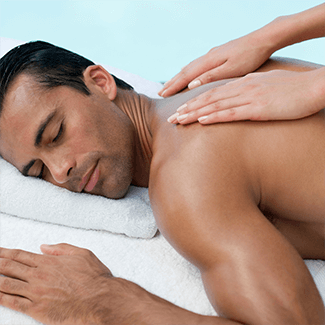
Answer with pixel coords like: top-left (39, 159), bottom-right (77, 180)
top-left (83, 65), bottom-right (117, 100)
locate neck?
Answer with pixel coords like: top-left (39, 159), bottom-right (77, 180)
top-left (113, 88), bottom-right (157, 187)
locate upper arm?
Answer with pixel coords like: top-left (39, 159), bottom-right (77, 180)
top-left (149, 146), bottom-right (324, 325)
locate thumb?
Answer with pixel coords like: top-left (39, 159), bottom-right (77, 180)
top-left (40, 243), bottom-right (79, 256)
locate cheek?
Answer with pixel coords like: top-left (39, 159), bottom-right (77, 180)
top-left (68, 118), bottom-right (103, 152)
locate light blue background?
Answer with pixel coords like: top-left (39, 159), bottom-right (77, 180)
top-left (0, 0), bottom-right (324, 82)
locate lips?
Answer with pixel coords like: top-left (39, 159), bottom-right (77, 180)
top-left (79, 162), bottom-right (100, 193)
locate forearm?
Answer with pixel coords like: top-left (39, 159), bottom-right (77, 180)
top-left (251, 3), bottom-right (325, 54)
top-left (95, 277), bottom-right (242, 325)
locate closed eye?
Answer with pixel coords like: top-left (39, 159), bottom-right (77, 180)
top-left (37, 164), bottom-right (45, 179)
top-left (36, 122), bottom-right (63, 179)
top-left (53, 122), bottom-right (64, 143)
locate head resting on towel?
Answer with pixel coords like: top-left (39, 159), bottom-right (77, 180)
top-left (0, 41), bottom-right (152, 199)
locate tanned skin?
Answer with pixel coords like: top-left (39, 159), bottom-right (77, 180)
top-left (0, 57), bottom-right (324, 325)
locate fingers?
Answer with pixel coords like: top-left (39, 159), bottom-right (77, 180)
top-left (172, 97), bottom-right (252, 125)
top-left (0, 258), bottom-right (31, 302)
top-left (0, 247), bottom-right (40, 267)
top-left (186, 62), bottom-right (239, 90)
top-left (180, 84), bottom-right (239, 114)
top-left (159, 54), bottom-right (225, 97)
top-left (40, 243), bottom-right (82, 256)
top-left (198, 104), bottom-right (254, 124)
top-left (0, 275), bottom-right (30, 297)
top-left (0, 291), bottom-right (32, 313)
top-left (166, 75), bottom-right (265, 124)
top-left (158, 68), bottom-right (201, 98)
top-left (167, 83), bottom-right (242, 124)
top-left (0, 258), bottom-right (32, 281)
top-left (0, 244), bottom-right (85, 267)
top-left (159, 57), bottom-right (244, 98)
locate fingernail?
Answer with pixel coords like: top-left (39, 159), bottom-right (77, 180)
top-left (177, 114), bottom-right (188, 122)
top-left (188, 80), bottom-right (201, 90)
top-left (161, 90), bottom-right (168, 97)
top-left (177, 103), bottom-right (187, 112)
top-left (167, 112), bottom-right (179, 123)
top-left (198, 116), bottom-right (208, 122)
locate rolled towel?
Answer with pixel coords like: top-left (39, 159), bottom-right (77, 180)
top-left (0, 158), bottom-right (157, 238)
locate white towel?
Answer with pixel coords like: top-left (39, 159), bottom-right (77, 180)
top-left (0, 158), bottom-right (157, 238)
top-left (0, 212), bottom-right (324, 325)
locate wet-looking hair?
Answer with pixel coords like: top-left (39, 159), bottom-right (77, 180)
top-left (0, 40), bottom-right (133, 116)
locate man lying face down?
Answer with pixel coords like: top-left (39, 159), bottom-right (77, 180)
top-left (0, 41), bottom-right (324, 325)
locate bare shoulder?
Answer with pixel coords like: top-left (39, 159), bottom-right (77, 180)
top-left (149, 107), bottom-right (325, 264)
top-left (149, 121), bottom-right (259, 266)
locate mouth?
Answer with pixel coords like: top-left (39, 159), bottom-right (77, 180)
top-left (79, 161), bottom-right (100, 193)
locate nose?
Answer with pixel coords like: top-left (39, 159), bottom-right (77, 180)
top-left (43, 152), bottom-right (76, 184)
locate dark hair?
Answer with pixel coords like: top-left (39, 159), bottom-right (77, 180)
top-left (0, 40), bottom-right (133, 115)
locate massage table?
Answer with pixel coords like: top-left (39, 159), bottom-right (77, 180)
top-left (0, 37), bottom-right (324, 324)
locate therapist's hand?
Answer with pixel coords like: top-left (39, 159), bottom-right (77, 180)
top-left (0, 244), bottom-right (113, 325)
top-left (167, 69), bottom-right (325, 125)
top-left (158, 34), bottom-right (273, 98)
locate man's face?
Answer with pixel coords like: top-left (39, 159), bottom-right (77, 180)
top-left (0, 74), bottom-right (135, 199)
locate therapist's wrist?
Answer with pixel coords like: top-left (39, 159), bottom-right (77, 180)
top-left (255, 16), bottom-right (292, 55)
top-left (247, 16), bottom-right (286, 58)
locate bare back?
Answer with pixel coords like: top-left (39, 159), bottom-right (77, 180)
top-left (150, 58), bottom-right (325, 260)
top-left (147, 58), bottom-right (325, 322)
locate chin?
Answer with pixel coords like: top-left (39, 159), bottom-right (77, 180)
top-left (101, 184), bottom-right (130, 199)
top-left (96, 178), bottom-right (131, 199)
top-left (97, 164), bottom-right (133, 199)
top-left (110, 187), bottom-right (130, 199)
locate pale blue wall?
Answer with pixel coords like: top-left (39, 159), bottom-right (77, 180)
top-left (1, 0), bottom-right (324, 81)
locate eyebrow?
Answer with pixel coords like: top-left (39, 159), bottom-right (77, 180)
top-left (21, 109), bottom-right (58, 177)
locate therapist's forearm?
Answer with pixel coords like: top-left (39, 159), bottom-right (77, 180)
top-left (251, 3), bottom-right (325, 55)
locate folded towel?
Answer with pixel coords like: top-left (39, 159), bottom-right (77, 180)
top-left (0, 158), bottom-right (157, 238)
